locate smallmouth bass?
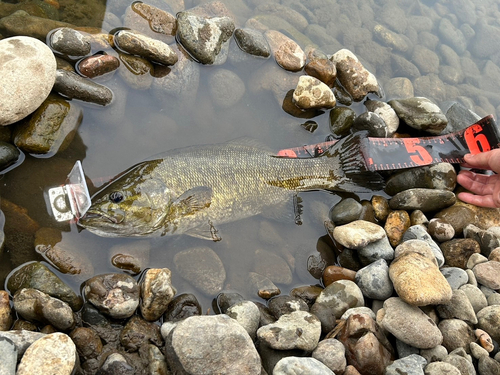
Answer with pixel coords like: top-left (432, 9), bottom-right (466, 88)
top-left (78, 134), bottom-right (384, 240)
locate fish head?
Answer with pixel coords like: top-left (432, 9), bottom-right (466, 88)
top-left (78, 163), bottom-right (173, 237)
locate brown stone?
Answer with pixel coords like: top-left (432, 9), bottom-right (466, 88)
top-left (304, 58), bottom-right (336, 87)
top-left (323, 265), bottom-right (356, 286)
top-left (384, 210), bottom-right (410, 247)
top-left (473, 261), bottom-right (500, 289)
top-left (265, 30), bottom-right (305, 72)
top-left (440, 238), bottom-right (481, 269)
top-left (77, 54), bottom-right (120, 79)
top-left (0, 291), bottom-right (13, 331)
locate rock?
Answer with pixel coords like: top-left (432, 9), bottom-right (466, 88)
top-left (460, 284), bottom-right (488, 314)
top-left (395, 240), bottom-right (439, 267)
top-left (441, 267), bottom-right (469, 290)
top-left (146, 344), bottom-right (168, 375)
top-left (352, 111), bottom-right (390, 138)
top-left (257, 310), bottom-right (321, 351)
top-left (69, 327), bottom-right (102, 361)
top-left (443, 352), bottom-right (476, 375)
top-left (273, 357), bottom-right (335, 374)
top-left (389, 189), bottom-right (456, 212)
top-left (439, 319), bottom-right (475, 353)
top-left (164, 293), bottom-right (201, 322)
top-left (234, 28), bottom-right (270, 58)
top-left (255, 3), bottom-right (308, 31)
top-left (440, 238), bottom-right (481, 269)
top-left (0, 36), bottom-right (56, 126)
top-left (123, 2), bottom-right (177, 43)
top-left (0, 141), bottom-right (20, 172)
top-left (364, 99), bottom-right (400, 136)
top-left (313, 280), bottom-right (364, 319)
top-left (477, 306), bottom-right (500, 343)
top-left (268, 295), bottom-right (309, 319)
top-left (330, 49), bottom-right (380, 101)
top-left (119, 315), bottom-right (163, 352)
top-left (13, 288), bottom-right (75, 331)
top-left (464, 224), bottom-right (500, 258)
top-left (7, 262), bottom-right (82, 311)
top-left (333, 220), bottom-right (386, 249)
top-left (14, 94), bottom-right (82, 157)
top-left (264, 30), bottom-right (305, 72)
top-left (0, 290), bottom-right (13, 331)
top-left (166, 314), bottom-right (261, 374)
top-left (385, 210), bottom-right (411, 247)
top-left (420, 345), bottom-right (448, 363)
top-left (385, 354), bottom-right (427, 375)
top-left (355, 259), bottom-right (394, 300)
top-left (293, 75), bottom-right (335, 110)
top-left (377, 297), bottom-right (443, 349)
top-left (478, 355), bottom-right (500, 374)
top-left (48, 28), bottom-right (91, 57)
top-left (208, 68), bottom-right (245, 108)
top-left (248, 272), bottom-right (280, 299)
top-left (312, 339), bottom-right (346, 374)
top-left (216, 292), bottom-right (244, 313)
top-left (176, 11), bottom-right (235, 65)
top-left (436, 289), bottom-right (478, 324)
top-left (384, 77), bottom-right (414, 99)
top-left (428, 218), bottom-right (455, 242)
top-left (322, 265), bottom-right (356, 286)
top-left (411, 45), bottom-right (440, 75)
top-left (0, 335), bottom-right (16, 374)
top-left (473, 261), bottom-right (500, 290)
top-left (305, 56), bottom-right (337, 88)
top-left (16, 333), bottom-right (76, 375)
top-left (402, 225), bottom-right (445, 267)
top-left (374, 24), bottom-right (410, 52)
top-left (254, 248), bottom-right (292, 285)
top-left (83, 273), bottom-right (140, 319)
top-left (388, 97), bottom-right (448, 135)
top-left (389, 251), bottom-right (452, 306)
top-left (424, 361), bottom-right (461, 375)
top-left (174, 246), bottom-right (226, 295)
top-left (98, 353), bottom-right (134, 375)
top-left (329, 198), bottom-right (362, 226)
top-left (226, 301), bottom-right (261, 339)
top-left (140, 268), bottom-right (176, 321)
top-left (53, 69), bottom-right (113, 106)
top-left (110, 253), bottom-right (142, 275)
top-left (358, 235), bottom-right (395, 266)
top-left (116, 53), bottom-right (154, 90)
top-left (329, 106), bottom-right (356, 137)
top-left (337, 313), bottom-right (395, 375)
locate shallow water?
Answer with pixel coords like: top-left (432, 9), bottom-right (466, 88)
top-left (1, 0), bottom-right (500, 309)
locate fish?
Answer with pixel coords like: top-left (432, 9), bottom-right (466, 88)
top-left (78, 133), bottom-right (384, 240)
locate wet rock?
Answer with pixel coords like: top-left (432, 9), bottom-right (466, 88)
top-left (0, 10), bottom-right (74, 40)
top-left (49, 27), bottom-right (91, 57)
top-left (174, 246), bottom-right (226, 295)
top-left (329, 106), bottom-right (356, 137)
top-left (226, 300), bottom-right (260, 339)
top-left (388, 97), bottom-right (448, 135)
top-left (53, 69), bottom-right (113, 106)
top-left (140, 268), bottom-right (176, 321)
top-left (145, 344), bottom-right (168, 375)
top-left (254, 248), bottom-right (292, 285)
top-left (473, 261), bottom-right (500, 290)
top-left (69, 327), bottom-right (102, 361)
top-left (293, 75), bottom-right (335, 110)
top-left (338, 313), bottom-right (395, 375)
top-left (120, 315), bottom-right (163, 352)
top-left (312, 338), bottom-right (346, 374)
top-left (14, 94), bottom-right (82, 157)
top-left (385, 210), bottom-right (410, 247)
top-left (234, 28), bottom-right (270, 58)
top-left (374, 24), bottom-right (410, 53)
top-left (110, 253), bottom-right (142, 275)
top-left (440, 238), bottom-right (481, 269)
top-left (0, 330), bottom-right (45, 361)
top-left (389, 251), bottom-right (452, 306)
top-left (438, 18), bottom-right (467, 55)
top-left (333, 220), bottom-right (386, 249)
top-left (0, 141), bottom-right (20, 171)
top-left (389, 189), bottom-right (456, 212)
top-left (385, 163), bottom-right (456, 196)
top-left (77, 54), bottom-right (120, 79)
top-left (322, 265), bottom-right (356, 286)
top-left (208, 68), bottom-right (245, 108)
top-left (257, 310), bottom-right (321, 351)
top-left (255, 3), bottom-right (308, 31)
top-left (378, 297), bottom-right (443, 349)
top-left (13, 288), bottom-right (75, 331)
top-left (371, 195), bottom-right (391, 222)
top-left (313, 280), bottom-right (364, 319)
top-left (163, 293), bottom-right (201, 322)
top-left (274, 357), bottom-right (335, 374)
top-left (83, 273), bottom-right (140, 319)
top-left (330, 49), bottom-right (380, 101)
top-left (435, 205), bottom-right (476, 237)
top-left (7, 262), bottom-right (82, 311)
top-left (268, 295), bottom-right (308, 319)
top-left (99, 353), bottom-right (134, 375)
top-left (176, 11), bottom-right (234, 65)
top-left (123, 2), bottom-right (177, 43)
top-left (428, 218), bottom-right (455, 242)
top-left (329, 198), bottom-right (362, 225)
top-left (352, 111), bottom-right (389, 138)
top-left (437, 289), bottom-right (477, 324)
top-left (248, 272), bottom-right (280, 299)
top-left (355, 259), bottom-right (394, 300)
top-left (265, 30), bottom-right (305, 72)
top-left (411, 45), bottom-right (440, 75)
top-left (439, 319), bottom-right (476, 353)
top-left (166, 314), bottom-right (261, 374)
top-left (0, 36), bottom-right (56, 126)
top-left (364, 99), bottom-right (400, 136)
top-left (0, 290), bottom-right (13, 331)
top-left (16, 332), bottom-right (76, 375)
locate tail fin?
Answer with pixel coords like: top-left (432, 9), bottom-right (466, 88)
top-left (328, 131), bottom-right (385, 192)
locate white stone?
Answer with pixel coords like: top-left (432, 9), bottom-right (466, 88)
top-left (0, 36), bottom-right (56, 125)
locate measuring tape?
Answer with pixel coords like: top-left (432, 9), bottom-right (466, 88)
top-left (277, 115), bottom-right (500, 172)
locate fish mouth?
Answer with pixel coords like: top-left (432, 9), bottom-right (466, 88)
top-left (80, 210), bottom-right (124, 225)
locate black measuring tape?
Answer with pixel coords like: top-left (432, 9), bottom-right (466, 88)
top-left (277, 115), bottom-right (500, 171)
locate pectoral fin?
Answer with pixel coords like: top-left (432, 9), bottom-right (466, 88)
top-left (174, 186), bottom-right (212, 215)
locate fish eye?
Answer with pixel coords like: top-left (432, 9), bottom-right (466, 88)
top-left (109, 191), bottom-right (124, 203)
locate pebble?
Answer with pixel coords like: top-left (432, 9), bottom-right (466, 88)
top-left (163, 293), bottom-right (201, 322)
top-left (352, 111), bottom-right (390, 138)
top-left (69, 327), bottom-right (102, 361)
top-left (377, 297), bottom-right (443, 349)
top-left (140, 268), bottom-right (176, 321)
top-left (440, 238), bottom-right (481, 269)
top-left (273, 357), bottom-right (335, 375)
top-left (460, 284), bottom-right (487, 313)
top-left (16, 332), bottom-right (76, 375)
top-left (439, 319), bottom-right (476, 353)
top-left (443, 352), bottom-right (476, 375)
top-left (333, 220), bottom-right (386, 249)
top-left (293, 75), bottom-right (335, 110)
top-left (424, 362), bottom-right (461, 375)
top-left (253, 248), bottom-right (292, 285)
top-left (420, 345), bottom-right (448, 363)
top-left (82, 273), bottom-right (140, 319)
top-left (304, 55), bottom-right (337, 88)
top-left (123, 2), bottom-right (177, 43)
top-left (330, 49), bottom-right (381, 101)
top-left (174, 246), bottom-right (226, 295)
top-left (146, 344), bottom-right (168, 375)
top-left (0, 36), bottom-right (56, 126)
top-left (388, 97), bottom-right (448, 135)
top-left (166, 315), bottom-right (261, 374)
top-left (176, 11), bottom-right (234, 65)
top-left (99, 353), bottom-right (133, 375)
top-left (257, 310), bottom-right (321, 351)
top-left (385, 354), bottom-right (427, 375)
top-left (0, 290), bottom-right (13, 331)
top-left (48, 28), bottom-right (91, 57)
top-left (358, 235), bottom-right (395, 266)
top-left (268, 295), bottom-right (308, 319)
top-left (364, 99), bottom-right (400, 136)
top-left (311, 338), bottom-right (346, 374)
top-left (313, 280), bottom-right (364, 319)
top-left (389, 189), bottom-right (456, 212)
top-left (208, 68), bottom-right (245, 108)
top-left (428, 218), bottom-right (455, 242)
top-left (322, 265), bottom-right (356, 286)
top-left (76, 54), bottom-right (120, 79)
top-left (226, 301), bottom-right (260, 339)
top-left (477, 306), bottom-right (500, 344)
top-left (467, 253), bottom-right (489, 269)
top-left (329, 198), bottom-right (362, 225)
top-left (464, 224), bottom-right (500, 258)
top-left (265, 30), bottom-right (306, 72)
top-left (475, 329), bottom-right (495, 352)
top-left (53, 69), bottom-right (113, 106)
top-left (0, 336), bottom-right (16, 375)
top-left (355, 259), bottom-right (394, 300)
top-left (385, 210), bottom-right (411, 247)
top-left (119, 315), bottom-right (163, 352)
top-left (436, 289), bottom-right (477, 324)
top-left (233, 27), bottom-right (270, 58)
top-left (248, 272), bottom-right (280, 299)
top-left (473, 261), bottom-right (500, 290)
top-left (329, 106), bottom-right (356, 137)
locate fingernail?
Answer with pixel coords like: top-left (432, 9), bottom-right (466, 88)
top-left (464, 153), bottom-right (474, 160)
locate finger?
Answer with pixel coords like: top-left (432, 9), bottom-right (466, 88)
top-left (456, 171), bottom-right (495, 195)
top-left (457, 192), bottom-right (499, 208)
top-left (464, 149), bottom-right (500, 173)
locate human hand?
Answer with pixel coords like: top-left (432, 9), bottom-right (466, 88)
top-left (456, 149), bottom-right (500, 208)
